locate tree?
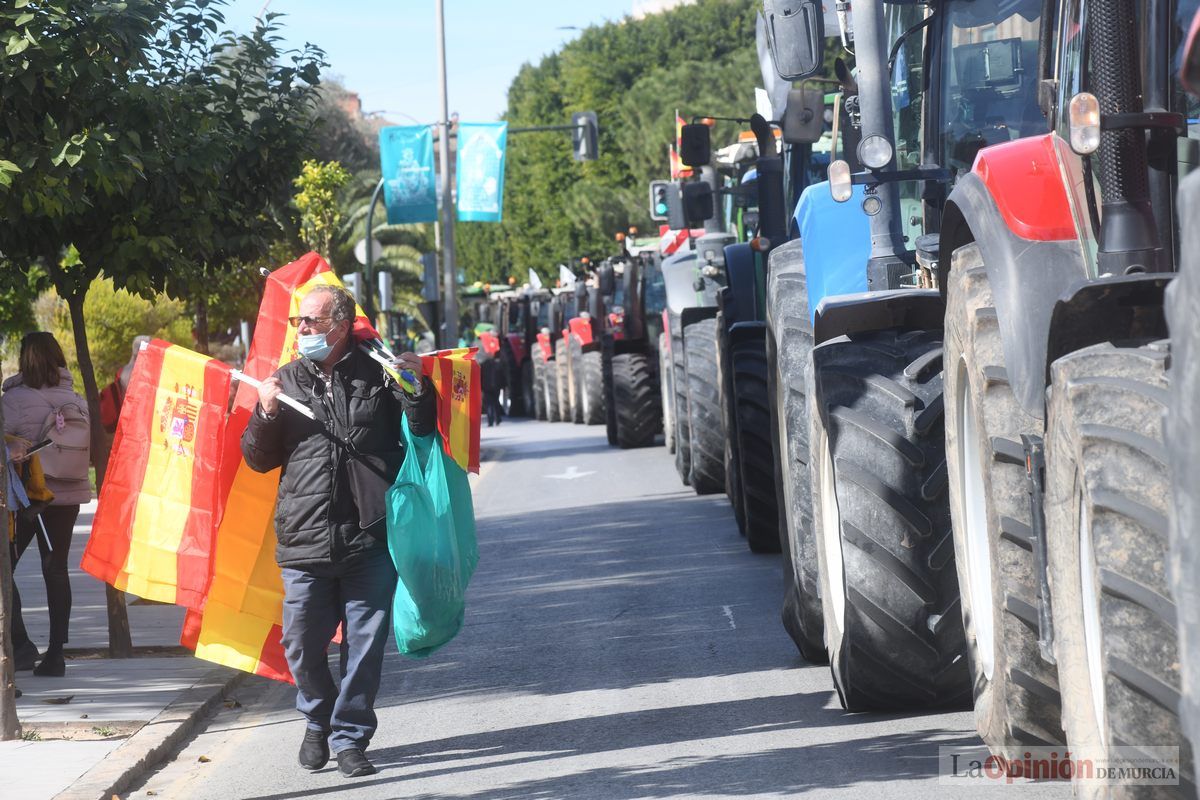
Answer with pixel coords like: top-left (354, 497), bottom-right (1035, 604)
top-left (294, 159), bottom-right (351, 259)
top-left (0, 0), bottom-right (325, 655)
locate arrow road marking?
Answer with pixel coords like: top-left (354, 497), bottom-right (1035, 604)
top-left (545, 466), bottom-right (596, 480)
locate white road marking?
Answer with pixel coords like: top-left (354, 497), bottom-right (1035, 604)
top-left (545, 465), bottom-right (596, 480)
top-left (721, 605), bottom-right (736, 629)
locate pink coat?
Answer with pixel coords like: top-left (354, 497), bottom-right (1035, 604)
top-left (3, 368), bottom-right (93, 505)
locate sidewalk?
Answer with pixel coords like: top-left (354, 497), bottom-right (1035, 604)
top-left (2, 501), bottom-right (244, 800)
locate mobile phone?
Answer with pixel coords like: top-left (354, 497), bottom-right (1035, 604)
top-left (24, 439), bottom-right (53, 456)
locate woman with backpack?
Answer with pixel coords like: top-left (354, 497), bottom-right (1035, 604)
top-left (3, 331), bottom-right (91, 677)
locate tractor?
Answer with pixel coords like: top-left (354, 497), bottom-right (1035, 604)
top-left (497, 286), bottom-right (548, 418)
top-left (758, 0), bottom-right (1044, 710)
top-left (599, 237), bottom-right (669, 449)
top-left (560, 264), bottom-right (608, 426)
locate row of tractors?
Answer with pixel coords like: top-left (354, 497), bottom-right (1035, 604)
top-left (494, 0), bottom-right (1200, 793)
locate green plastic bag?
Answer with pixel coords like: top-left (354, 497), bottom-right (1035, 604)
top-left (386, 416), bottom-right (479, 658)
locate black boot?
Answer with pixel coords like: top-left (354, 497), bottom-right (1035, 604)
top-left (298, 728), bottom-right (330, 770)
top-left (336, 748), bottom-right (377, 778)
top-left (33, 646), bottom-right (64, 677)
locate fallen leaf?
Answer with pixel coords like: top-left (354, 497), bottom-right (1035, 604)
top-left (147, 791), bottom-right (157, 796)
top-left (42, 695), bottom-right (74, 705)
top-left (223, 699), bottom-right (242, 709)
top-left (197, 755), bottom-right (211, 763)
top-left (80, 714), bottom-right (89, 719)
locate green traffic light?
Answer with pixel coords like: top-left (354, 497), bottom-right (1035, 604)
top-left (655, 203), bottom-right (668, 215)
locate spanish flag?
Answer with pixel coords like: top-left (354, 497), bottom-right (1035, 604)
top-left (81, 341), bottom-right (235, 610)
top-left (422, 348), bottom-right (481, 474)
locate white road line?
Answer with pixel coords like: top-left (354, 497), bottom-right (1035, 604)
top-left (721, 605), bottom-right (736, 630)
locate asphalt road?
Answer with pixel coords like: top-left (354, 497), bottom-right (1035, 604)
top-left (132, 418), bottom-right (1072, 800)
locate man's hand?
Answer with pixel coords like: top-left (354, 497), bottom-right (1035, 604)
top-left (259, 376), bottom-right (283, 416)
top-left (390, 352), bottom-right (424, 394)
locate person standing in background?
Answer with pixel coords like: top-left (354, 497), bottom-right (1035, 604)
top-left (2, 332), bottom-right (92, 677)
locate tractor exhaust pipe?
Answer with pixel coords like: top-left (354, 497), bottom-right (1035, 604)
top-left (1090, 0), bottom-right (1164, 273)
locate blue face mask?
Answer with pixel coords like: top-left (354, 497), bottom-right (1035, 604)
top-left (297, 331), bottom-right (335, 362)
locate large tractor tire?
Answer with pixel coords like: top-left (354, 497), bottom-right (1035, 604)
top-left (573, 341), bottom-right (605, 426)
top-left (1171, 173), bottom-right (1200, 777)
top-left (659, 333), bottom-right (676, 454)
top-left (545, 357), bottom-right (561, 422)
top-left (683, 317), bottom-right (725, 495)
top-left (532, 355), bottom-right (547, 421)
top-left (732, 334), bottom-right (779, 554)
top-left (1045, 341), bottom-right (1192, 797)
top-left (613, 353), bottom-right (659, 449)
top-left (521, 358), bottom-right (535, 419)
top-left (554, 339), bottom-right (572, 424)
top-left (810, 327), bottom-right (970, 710)
top-left (766, 243), bottom-right (825, 662)
top-left (603, 343), bottom-right (618, 446)
top-left (944, 244), bottom-right (1065, 754)
top-left (566, 338), bottom-right (583, 424)
top-left (1169, 182), bottom-right (1200, 788)
top-left (503, 350), bottom-right (526, 417)
top-left (671, 319), bottom-right (692, 486)
top-left (717, 314), bottom-right (746, 536)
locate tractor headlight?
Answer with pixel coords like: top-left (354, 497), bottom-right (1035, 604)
top-left (857, 135), bottom-right (894, 170)
top-left (829, 159), bottom-right (853, 203)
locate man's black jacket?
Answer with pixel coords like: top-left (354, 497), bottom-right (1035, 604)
top-left (241, 347), bottom-right (435, 568)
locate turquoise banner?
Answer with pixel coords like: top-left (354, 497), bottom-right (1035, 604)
top-left (379, 125), bottom-right (438, 224)
top-left (456, 122), bottom-right (508, 223)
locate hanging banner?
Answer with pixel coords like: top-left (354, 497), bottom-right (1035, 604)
top-left (379, 125), bottom-right (438, 225)
top-left (456, 122), bottom-right (508, 223)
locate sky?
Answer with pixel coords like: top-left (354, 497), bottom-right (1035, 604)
top-left (221, 0), bottom-right (651, 125)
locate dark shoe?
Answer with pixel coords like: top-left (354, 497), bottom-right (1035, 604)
top-left (336, 748), bottom-right (377, 778)
top-left (33, 651), bottom-right (65, 677)
top-left (298, 728), bottom-right (330, 770)
top-left (14, 641), bottom-right (38, 672)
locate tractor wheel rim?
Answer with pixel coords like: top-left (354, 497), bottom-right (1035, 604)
top-left (958, 362), bottom-right (996, 683)
top-left (1080, 489), bottom-right (1107, 744)
top-left (818, 430), bottom-right (846, 637)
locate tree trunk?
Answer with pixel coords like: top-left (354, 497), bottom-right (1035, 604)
top-left (194, 293), bottom-right (210, 355)
top-left (65, 291), bottom-right (132, 659)
top-left (0, 367), bottom-right (23, 740)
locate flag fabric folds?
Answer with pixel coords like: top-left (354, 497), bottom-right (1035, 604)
top-left (81, 341), bottom-right (235, 610)
top-left (421, 348), bottom-right (481, 475)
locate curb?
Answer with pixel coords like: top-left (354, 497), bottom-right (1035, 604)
top-left (55, 666), bottom-right (246, 800)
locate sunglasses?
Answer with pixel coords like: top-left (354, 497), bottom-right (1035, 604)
top-left (288, 315), bottom-right (334, 328)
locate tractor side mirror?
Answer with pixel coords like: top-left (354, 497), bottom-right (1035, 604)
top-left (681, 181), bottom-right (715, 224)
top-left (679, 124), bottom-right (712, 167)
top-left (1184, 9), bottom-right (1200, 96)
top-left (782, 86), bottom-right (825, 144)
top-left (762, 0), bottom-right (824, 81)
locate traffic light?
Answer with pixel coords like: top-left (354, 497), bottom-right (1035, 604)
top-left (341, 272), bottom-right (362, 303)
top-left (649, 180), bottom-right (672, 221)
top-left (572, 111), bottom-right (599, 162)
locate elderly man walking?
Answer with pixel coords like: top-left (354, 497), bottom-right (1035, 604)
top-left (242, 285), bottom-right (434, 778)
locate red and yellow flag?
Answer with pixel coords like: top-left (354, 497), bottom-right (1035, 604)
top-left (81, 341), bottom-right (236, 610)
top-left (421, 348), bottom-right (481, 474)
top-left (182, 253), bottom-right (377, 681)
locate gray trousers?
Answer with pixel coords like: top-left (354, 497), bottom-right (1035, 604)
top-left (280, 546), bottom-right (397, 753)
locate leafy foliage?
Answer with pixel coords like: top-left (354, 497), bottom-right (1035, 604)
top-left (294, 159), bottom-right (351, 258)
top-left (34, 277), bottom-right (193, 394)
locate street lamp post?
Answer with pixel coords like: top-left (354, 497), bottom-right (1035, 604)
top-left (436, 0), bottom-right (459, 348)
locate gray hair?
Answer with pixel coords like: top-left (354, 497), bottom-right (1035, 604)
top-left (307, 284), bottom-right (357, 324)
